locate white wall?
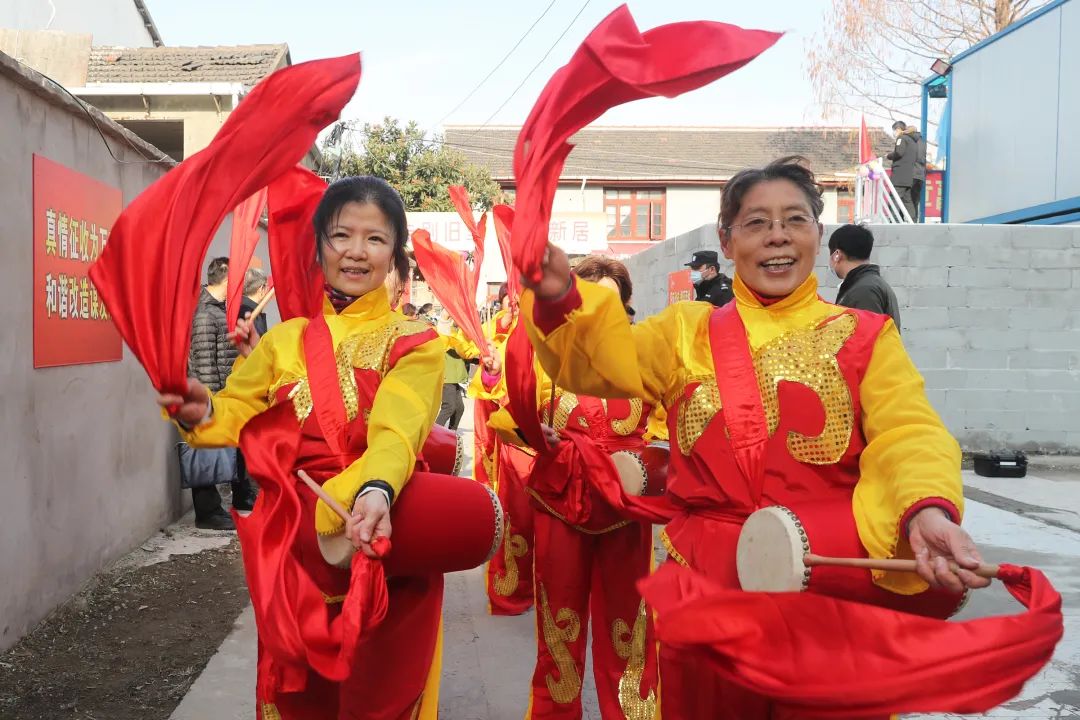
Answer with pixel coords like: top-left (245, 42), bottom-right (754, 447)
top-left (625, 221), bottom-right (1080, 453)
top-left (0, 0), bottom-right (156, 47)
top-left (949, 2), bottom-right (1077, 221)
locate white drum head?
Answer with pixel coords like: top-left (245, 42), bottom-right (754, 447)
top-left (736, 505), bottom-right (807, 592)
top-left (317, 532), bottom-right (355, 569)
top-left (611, 451), bottom-right (647, 496)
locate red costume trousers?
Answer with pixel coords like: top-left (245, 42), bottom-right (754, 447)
top-left (486, 441), bottom-right (535, 615)
top-left (528, 510), bottom-right (656, 720)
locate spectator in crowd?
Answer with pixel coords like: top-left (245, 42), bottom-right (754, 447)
top-left (888, 120), bottom-right (927, 221)
top-left (435, 316), bottom-right (478, 430)
top-left (417, 302), bottom-right (437, 325)
top-left (402, 303), bottom-right (417, 318)
top-left (239, 267), bottom-right (270, 337)
top-left (685, 249), bottom-right (734, 306)
top-left (186, 257), bottom-right (249, 529)
top-left (829, 224), bottom-right (902, 328)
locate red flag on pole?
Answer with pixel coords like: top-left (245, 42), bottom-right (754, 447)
top-left (226, 187), bottom-right (268, 332)
top-left (510, 5), bottom-right (781, 282)
top-left (859, 115), bottom-right (874, 165)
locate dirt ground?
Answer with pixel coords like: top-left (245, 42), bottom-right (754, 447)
top-left (0, 537), bottom-right (248, 720)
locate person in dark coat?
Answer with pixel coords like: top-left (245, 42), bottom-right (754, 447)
top-left (185, 257), bottom-right (248, 529)
top-left (828, 224), bottom-right (902, 329)
top-left (239, 267), bottom-right (270, 337)
top-left (887, 120), bottom-right (926, 221)
top-left (684, 250), bottom-right (734, 306)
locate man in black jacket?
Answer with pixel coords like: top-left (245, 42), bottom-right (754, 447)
top-left (185, 257), bottom-right (246, 530)
top-left (828, 224), bottom-right (902, 329)
top-left (685, 250), bottom-right (734, 306)
top-left (887, 120), bottom-right (927, 221)
top-left (239, 267), bottom-right (270, 337)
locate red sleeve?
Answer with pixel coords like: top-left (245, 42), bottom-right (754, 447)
top-left (532, 277), bottom-right (583, 335)
top-left (901, 498), bottom-right (961, 538)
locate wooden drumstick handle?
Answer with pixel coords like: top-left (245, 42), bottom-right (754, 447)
top-left (298, 470), bottom-right (352, 524)
top-left (803, 553), bottom-right (1000, 579)
top-left (229, 286), bottom-right (276, 339)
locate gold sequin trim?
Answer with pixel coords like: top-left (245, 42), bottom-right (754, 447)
top-left (541, 390), bottom-right (579, 432)
top-left (484, 484), bottom-right (505, 563)
top-left (604, 397), bottom-right (644, 436)
top-left (612, 601), bottom-right (657, 720)
top-left (260, 702), bottom-right (283, 720)
top-left (525, 487), bottom-right (631, 535)
top-left (676, 379), bottom-right (721, 456)
top-left (453, 433), bottom-right (465, 476)
top-left (753, 314), bottom-right (857, 465)
top-left (659, 528), bottom-right (688, 567)
top-left (492, 526), bottom-right (528, 597)
top-left (539, 583), bottom-right (583, 704)
top-left (287, 378), bottom-right (313, 426)
top-left (322, 592), bottom-right (347, 604)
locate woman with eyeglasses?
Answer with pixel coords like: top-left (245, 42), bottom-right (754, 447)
top-left (519, 156), bottom-right (988, 718)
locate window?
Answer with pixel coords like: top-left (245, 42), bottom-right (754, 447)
top-left (604, 188), bottom-right (665, 240)
top-left (836, 190), bottom-right (855, 224)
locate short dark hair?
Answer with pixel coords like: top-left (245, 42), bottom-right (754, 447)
top-left (419, 303), bottom-right (433, 314)
top-left (719, 156), bottom-right (824, 232)
top-left (313, 176), bottom-right (409, 281)
top-left (892, 120), bottom-right (907, 131)
top-left (572, 255), bottom-right (632, 306)
top-left (402, 303), bottom-right (416, 317)
top-left (828, 224), bottom-right (874, 260)
top-left (206, 256), bottom-right (229, 286)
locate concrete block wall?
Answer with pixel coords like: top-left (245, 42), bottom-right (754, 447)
top-left (625, 222), bottom-right (1080, 453)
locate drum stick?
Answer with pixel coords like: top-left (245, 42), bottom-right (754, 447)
top-left (803, 553), bottom-right (999, 579)
top-left (297, 470), bottom-right (352, 524)
top-left (229, 286), bottom-right (276, 340)
top-left (547, 383), bottom-right (557, 428)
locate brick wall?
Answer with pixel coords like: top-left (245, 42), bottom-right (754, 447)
top-left (624, 223), bottom-right (1080, 453)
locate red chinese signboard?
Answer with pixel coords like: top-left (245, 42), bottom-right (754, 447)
top-left (33, 155), bottom-right (123, 368)
top-left (924, 170), bottom-right (944, 220)
top-left (668, 269), bottom-right (694, 305)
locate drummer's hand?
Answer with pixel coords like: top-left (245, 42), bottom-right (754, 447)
top-left (908, 507), bottom-right (991, 593)
top-left (540, 424), bottom-right (561, 446)
top-left (157, 378), bottom-right (211, 428)
top-left (522, 243), bottom-right (573, 301)
top-left (481, 343), bottom-right (502, 375)
top-left (346, 491), bottom-right (392, 559)
top-left (230, 313), bottom-right (261, 358)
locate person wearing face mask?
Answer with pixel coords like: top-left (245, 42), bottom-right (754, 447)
top-left (519, 156), bottom-right (989, 719)
top-left (159, 176), bottom-right (451, 719)
top-left (684, 250), bottom-right (734, 307)
top-left (828, 223), bottom-right (901, 328)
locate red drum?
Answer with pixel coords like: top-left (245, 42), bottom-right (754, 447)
top-left (611, 442), bottom-right (669, 498)
top-left (420, 424), bottom-right (464, 476)
top-left (318, 472), bottom-right (503, 577)
top-left (736, 502), bottom-right (966, 618)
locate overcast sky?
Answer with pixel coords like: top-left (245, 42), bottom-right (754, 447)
top-left (145, 0), bottom-right (896, 132)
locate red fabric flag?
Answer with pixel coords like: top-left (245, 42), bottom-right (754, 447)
top-left (410, 229), bottom-right (487, 353)
top-left (492, 204), bottom-right (520, 306)
top-left (89, 54), bottom-right (361, 395)
top-left (640, 562), bottom-right (1063, 717)
top-left (859, 115), bottom-right (874, 165)
top-left (511, 6), bottom-right (781, 281)
top-left (225, 187), bottom-right (269, 332)
top-left (267, 165), bottom-right (327, 322)
top-left (448, 185), bottom-right (487, 303)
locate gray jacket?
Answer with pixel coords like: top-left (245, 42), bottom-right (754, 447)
top-left (189, 288), bottom-right (239, 391)
top-left (835, 264), bottom-right (902, 330)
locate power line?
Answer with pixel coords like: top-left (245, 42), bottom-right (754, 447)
top-left (468, 0), bottom-right (594, 138)
top-left (434, 0), bottom-right (559, 128)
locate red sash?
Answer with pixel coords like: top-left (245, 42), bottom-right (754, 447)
top-left (302, 313), bottom-right (349, 465)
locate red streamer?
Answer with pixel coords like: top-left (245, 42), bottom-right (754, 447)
top-left (492, 204), bottom-right (520, 306)
top-left (511, 5), bottom-right (781, 281)
top-left (225, 187), bottom-right (269, 332)
top-left (267, 165), bottom-right (327, 322)
top-left (411, 228), bottom-right (487, 354)
top-left (89, 54), bottom-right (360, 394)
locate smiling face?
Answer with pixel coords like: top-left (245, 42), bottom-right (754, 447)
top-left (720, 179), bottom-right (823, 298)
top-left (320, 201), bottom-right (396, 298)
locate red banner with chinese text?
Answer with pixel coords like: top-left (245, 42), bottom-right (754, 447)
top-left (925, 170), bottom-right (944, 220)
top-left (33, 155), bottom-right (123, 368)
top-left (668, 268), bottom-right (693, 305)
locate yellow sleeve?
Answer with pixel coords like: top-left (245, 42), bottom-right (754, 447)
top-left (521, 280), bottom-right (687, 406)
top-left (466, 338), bottom-right (508, 401)
top-left (644, 405), bottom-right (669, 442)
top-left (177, 330), bottom-right (277, 447)
top-left (852, 320), bottom-right (964, 594)
top-left (316, 332), bottom-right (445, 534)
top-left (445, 330), bottom-right (481, 360)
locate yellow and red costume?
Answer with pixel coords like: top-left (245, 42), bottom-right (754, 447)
top-left (524, 273), bottom-right (967, 719)
top-left (469, 308), bottom-right (535, 615)
top-left (488, 365), bottom-right (659, 720)
top-left (182, 286), bottom-right (446, 720)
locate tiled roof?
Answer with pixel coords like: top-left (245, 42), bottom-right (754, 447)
top-left (87, 44), bottom-right (289, 85)
top-left (443, 125), bottom-right (896, 183)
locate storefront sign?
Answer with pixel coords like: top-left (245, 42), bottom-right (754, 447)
top-left (33, 155), bottom-right (123, 368)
